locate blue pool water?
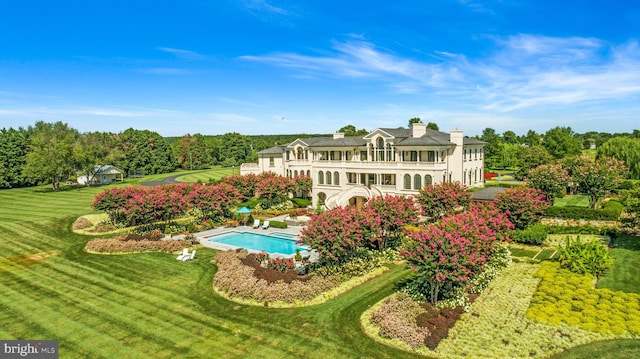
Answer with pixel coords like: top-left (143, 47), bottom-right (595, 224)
top-left (206, 232), bottom-right (305, 255)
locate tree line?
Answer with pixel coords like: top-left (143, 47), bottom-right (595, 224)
top-left (475, 126), bottom-right (640, 180)
top-left (0, 120), bottom-right (326, 190)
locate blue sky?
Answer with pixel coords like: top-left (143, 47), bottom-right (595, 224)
top-left (1, 1), bottom-right (639, 137)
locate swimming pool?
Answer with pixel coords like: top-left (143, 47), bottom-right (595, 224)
top-left (205, 231), bottom-right (305, 255)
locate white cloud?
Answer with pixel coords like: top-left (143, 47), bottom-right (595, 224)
top-left (156, 47), bottom-right (205, 60)
top-left (240, 0), bottom-right (290, 16)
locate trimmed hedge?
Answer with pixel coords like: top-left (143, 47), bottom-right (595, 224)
top-left (268, 220), bottom-right (287, 229)
top-left (484, 182), bottom-right (525, 189)
top-left (513, 224), bottom-right (548, 245)
top-left (541, 224), bottom-right (620, 238)
top-left (544, 200), bottom-right (624, 221)
top-left (291, 198), bottom-right (311, 208)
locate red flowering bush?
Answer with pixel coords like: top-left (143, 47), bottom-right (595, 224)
top-left (415, 181), bottom-right (471, 220)
top-left (526, 164), bottom-right (570, 204)
top-left (92, 183), bottom-right (240, 227)
top-left (366, 195), bottom-right (418, 251)
top-left (572, 156), bottom-right (628, 208)
top-left (400, 203), bottom-right (513, 304)
top-left (255, 172), bottom-right (291, 208)
top-left (220, 173), bottom-right (259, 200)
top-left (299, 206), bottom-right (375, 264)
top-left (494, 186), bottom-right (549, 230)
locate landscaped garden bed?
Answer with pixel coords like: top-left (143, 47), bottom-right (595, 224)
top-left (85, 233), bottom-right (193, 254)
top-left (212, 249), bottom-right (389, 307)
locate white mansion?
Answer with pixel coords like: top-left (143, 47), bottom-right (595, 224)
top-left (241, 123), bottom-right (486, 209)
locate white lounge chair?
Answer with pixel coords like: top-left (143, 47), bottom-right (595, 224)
top-left (262, 220), bottom-right (270, 229)
top-left (252, 219), bottom-right (260, 229)
top-left (182, 249), bottom-right (196, 262)
top-left (176, 248), bottom-right (189, 261)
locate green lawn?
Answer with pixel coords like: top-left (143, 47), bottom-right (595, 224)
top-left (553, 194), bottom-right (590, 207)
top-left (550, 339), bottom-right (640, 359)
top-left (1, 180), bottom-right (638, 358)
top-left (175, 166), bottom-right (235, 183)
top-left (598, 235), bottom-right (640, 294)
top-left (0, 184), bottom-right (418, 358)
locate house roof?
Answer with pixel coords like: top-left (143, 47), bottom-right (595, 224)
top-left (94, 165), bottom-right (124, 175)
top-left (257, 145), bottom-right (286, 155)
top-left (263, 127), bottom-right (486, 151)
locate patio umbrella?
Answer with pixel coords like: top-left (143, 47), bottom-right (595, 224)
top-left (235, 207), bottom-right (253, 225)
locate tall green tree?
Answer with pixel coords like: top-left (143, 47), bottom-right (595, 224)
top-left (74, 132), bottom-right (110, 186)
top-left (479, 128), bottom-right (503, 167)
top-left (337, 125), bottom-right (368, 136)
top-left (515, 146), bottom-right (554, 180)
top-left (408, 117), bottom-right (422, 128)
top-left (173, 133), bottom-right (212, 170)
top-left (22, 121), bottom-right (79, 190)
top-left (426, 122), bottom-right (439, 131)
top-left (502, 130), bottom-right (518, 144)
top-left (597, 137), bottom-right (640, 180)
top-left (118, 128), bottom-right (175, 175)
top-left (0, 127), bottom-right (29, 188)
top-left (522, 130), bottom-right (542, 147)
top-left (218, 132), bottom-right (255, 167)
top-left (543, 126), bottom-right (582, 159)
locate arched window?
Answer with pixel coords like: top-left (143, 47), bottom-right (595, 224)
top-left (414, 174), bottom-right (422, 189)
top-left (294, 170), bottom-right (298, 177)
top-left (307, 170), bottom-right (311, 176)
top-left (326, 171), bottom-right (332, 185)
top-left (334, 171), bottom-right (340, 185)
top-left (425, 175), bottom-right (433, 186)
top-left (377, 137), bottom-right (385, 161)
top-left (463, 170), bottom-right (466, 184)
top-left (318, 171), bottom-right (324, 185)
top-left (403, 174), bottom-right (411, 189)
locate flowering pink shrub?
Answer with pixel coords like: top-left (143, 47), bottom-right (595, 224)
top-left (400, 203), bottom-right (513, 304)
top-left (494, 186), bottom-right (549, 230)
top-left (526, 164), bottom-right (570, 203)
top-left (415, 181), bottom-right (471, 220)
top-left (92, 183), bottom-right (240, 227)
top-left (220, 173), bottom-right (259, 200)
top-left (366, 195), bottom-right (418, 251)
top-left (299, 206), bottom-right (375, 264)
top-left (255, 171), bottom-right (291, 207)
top-left (572, 156), bottom-right (628, 208)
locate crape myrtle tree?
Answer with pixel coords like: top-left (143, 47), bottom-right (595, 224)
top-left (572, 156), bottom-right (628, 209)
top-left (558, 155), bottom-right (592, 195)
top-left (365, 195), bottom-right (418, 251)
top-left (255, 172), bottom-right (291, 207)
top-left (415, 181), bottom-right (471, 220)
top-left (494, 186), bottom-right (549, 230)
top-left (220, 173), bottom-right (259, 200)
top-left (299, 206), bottom-right (374, 264)
top-left (401, 203), bottom-right (513, 304)
top-left (300, 195), bottom-right (418, 262)
top-left (291, 174), bottom-right (313, 199)
top-left (525, 164), bottom-right (570, 204)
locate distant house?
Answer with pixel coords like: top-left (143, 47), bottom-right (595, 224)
top-left (77, 165), bottom-right (125, 185)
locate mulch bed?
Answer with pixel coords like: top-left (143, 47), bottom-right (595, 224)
top-left (240, 253), bottom-right (310, 284)
top-left (418, 293), bottom-right (479, 349)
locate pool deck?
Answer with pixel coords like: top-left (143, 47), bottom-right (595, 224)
top-left (195, 224), bottom-right (304, 258)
